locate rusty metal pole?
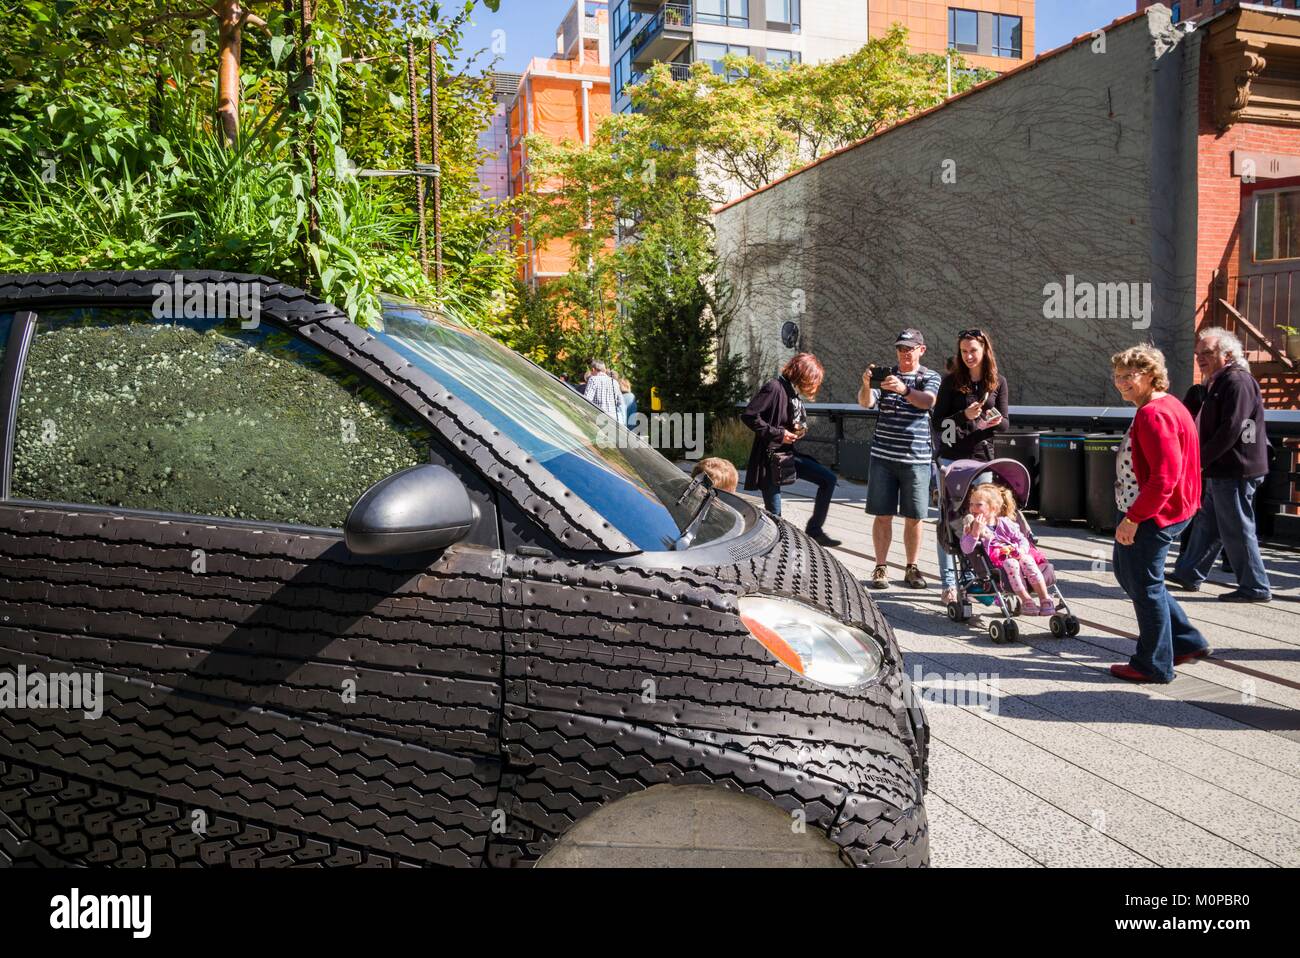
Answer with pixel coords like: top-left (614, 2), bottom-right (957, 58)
top-left (407, 40), bottom-right (429, 278)
top-left (428, 39), bottom-right (443, 290)
top-left (215, 0), bottom-right (243, 144)
top-left (302, 0), bottom-right (319, 255)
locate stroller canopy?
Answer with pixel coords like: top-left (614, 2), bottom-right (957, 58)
top-left (944, 457), bottom-right (1032, 508)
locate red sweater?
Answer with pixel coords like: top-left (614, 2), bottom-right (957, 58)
top-left (1125, 394), bottom-right (1202, 527)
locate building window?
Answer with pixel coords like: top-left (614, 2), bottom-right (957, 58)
top-left (766, 49), bottom-right (801, 67)
top-left (612, 0), bottom-right (631, 42)
top-left (614, 51), bottom-right (631, 99)
top-left (698, 0), bottom-right (749, 29)
top-left (697, 41), bottom-right (750, 78)
top-left (1255, 189), bottom-right (1300, 262)
top-left (768, 0), bottom-right (800, 31)
top-left (948, 9), bottom-right (978, 54)
top-left (993, 14), bottom-right (1022, 58)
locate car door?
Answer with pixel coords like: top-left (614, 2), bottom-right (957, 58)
top-left (0, 293), bottom-right (503, 867)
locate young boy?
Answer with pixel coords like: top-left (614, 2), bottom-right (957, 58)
top-left (691, 457), bottom-right (739, 494)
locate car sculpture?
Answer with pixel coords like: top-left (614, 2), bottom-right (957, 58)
top-left (0, 271), bottom-right (928, 867)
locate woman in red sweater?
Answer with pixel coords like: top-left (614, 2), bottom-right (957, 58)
top-left (1110, 345), bottom-right (1210, 683)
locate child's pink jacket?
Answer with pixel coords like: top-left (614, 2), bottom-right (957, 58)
top-left (960, 516), bottom-right (1030, 560)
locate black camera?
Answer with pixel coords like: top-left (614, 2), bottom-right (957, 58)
top-left (868, 364), bottom-right (892, 384)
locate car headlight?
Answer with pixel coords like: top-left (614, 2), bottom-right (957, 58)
top-left (737, 595), bottom-right (884, 689)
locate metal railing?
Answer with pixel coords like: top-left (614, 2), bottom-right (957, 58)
top-left (630, 2), bottom-right (693, 60)
top-left (1214, 268), bottom-right (1300, 364)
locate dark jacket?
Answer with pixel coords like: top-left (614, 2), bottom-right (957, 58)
top-left (1198, 364), bottom-right (1270, 480)
top-left (933, 373), bottom-right (1010, 461)
top-left (741, 376), bottom-right (796, 491)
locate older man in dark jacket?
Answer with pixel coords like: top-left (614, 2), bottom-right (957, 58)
top-left (1172, 329), bottom-right (1272, 602)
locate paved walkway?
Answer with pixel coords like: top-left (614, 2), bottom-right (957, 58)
top-left (738, 473), bottom-right (1300, 868)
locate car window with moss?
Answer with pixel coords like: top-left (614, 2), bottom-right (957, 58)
top-left (11, 307), bottom-right (432, 528)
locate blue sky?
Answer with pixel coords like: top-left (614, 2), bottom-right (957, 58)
top-left (455, 0), bottom-right (1141, 75)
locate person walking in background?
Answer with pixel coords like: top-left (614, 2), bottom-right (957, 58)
top-left (1109, 345), bottom-right (1209, 683)
top-left (583, 360), bottom-right (625, 423)
top-left (619, 376), bottom-right (638, 429)
top-left (742, 353), bottom-right (841, 547)
top-left (932, 328), bottom-right (1010, 605)
top-left (1171, 329), bottom-right (1272, 603)
top-left (859, 329), bottom-right (942, 589)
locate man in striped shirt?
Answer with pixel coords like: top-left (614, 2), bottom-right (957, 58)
top-left (858, 328), bottom-right (941, 590)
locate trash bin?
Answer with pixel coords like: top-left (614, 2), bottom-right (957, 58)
top-left (1084, 433), bottom-right (1124, 532)
top-left (1038, 432), bottom-right (1087, 523)
top-left (992, 431), bottom-right (1040, 511)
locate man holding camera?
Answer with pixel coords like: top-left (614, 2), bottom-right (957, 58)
top-left (858, 328), bottom-right (941, 589)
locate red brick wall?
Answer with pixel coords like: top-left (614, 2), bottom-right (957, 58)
top-left (1194, 45), bottom-right (1300, 409)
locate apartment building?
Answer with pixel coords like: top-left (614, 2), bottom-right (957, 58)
top-left (478, 72), bottom-right (521, 205)
top-left (507, 2), bottom-right (613, 285)
top-left (609, 0), bottom-right (1035, 112)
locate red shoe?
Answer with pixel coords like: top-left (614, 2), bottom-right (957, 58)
top-left (1174, 648), bottom-right (1211, 666)
top-left (1110, 663), bottom-right (1158, 683)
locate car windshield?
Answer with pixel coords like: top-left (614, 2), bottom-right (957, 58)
top-left (372, 302), bottom-right (743, 552)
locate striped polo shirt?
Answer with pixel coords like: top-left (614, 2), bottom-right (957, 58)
top-left (870, 366), bottom-right (942, 465)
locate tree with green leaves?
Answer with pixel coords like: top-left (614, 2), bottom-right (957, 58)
top-left (0, 0), bottom-right (511, 326)
top-left (517, 27), bottom-right (990, 426)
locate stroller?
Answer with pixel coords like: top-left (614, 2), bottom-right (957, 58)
top-left (936, 458), bottom-right (1080, 644)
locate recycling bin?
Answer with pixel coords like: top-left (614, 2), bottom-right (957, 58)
top-left (992, 431), bottom-right (1041, 512)
top-left (1084, 433), bottom-right (1124, 532)
top-left (1038, 432), bottom-right (1087, 523)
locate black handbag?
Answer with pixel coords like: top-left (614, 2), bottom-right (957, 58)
top-left (768, 445), bottom-right (797, 486)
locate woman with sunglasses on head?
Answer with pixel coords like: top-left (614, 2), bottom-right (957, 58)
top-left (932, 328), bottom-right (1011, 606)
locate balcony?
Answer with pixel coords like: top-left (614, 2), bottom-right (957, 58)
top-left (630, 2), bottom-right (692, 68)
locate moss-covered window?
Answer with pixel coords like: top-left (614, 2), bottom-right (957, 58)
top-left (11, 307), bottom-right (432, 529)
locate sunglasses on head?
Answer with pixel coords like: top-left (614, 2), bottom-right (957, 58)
top-left (959, 329), bottom-right (985, 340)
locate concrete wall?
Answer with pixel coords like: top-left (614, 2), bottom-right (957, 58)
top-left (715, 7), bottom-right (1199, 407)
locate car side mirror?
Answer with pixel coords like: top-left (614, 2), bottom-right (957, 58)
top-left (345, 464), bottom-right (478, 556)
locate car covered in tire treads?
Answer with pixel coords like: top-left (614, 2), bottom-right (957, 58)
top-left (0, 271), bottom-right (928, 867)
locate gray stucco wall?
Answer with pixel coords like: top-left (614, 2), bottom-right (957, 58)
top-left (715, 6), bottom-right (1197, 407)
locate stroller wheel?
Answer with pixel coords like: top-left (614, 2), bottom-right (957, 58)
top-left (1050, 614), bottom-right (1067, 638)
top-left (1065, 615), bottom-right (1081, 637)
top-left (947, 601), bottom-right (962, 622)
top-left (989, 619), bottom-right (1017, 644)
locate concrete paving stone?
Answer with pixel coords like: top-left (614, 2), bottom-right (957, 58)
top-left (923, 791), bottom-right (1041, 868)
top-left (907, 651), bottom-right (1278, 867)
top-left (927, 740), bottom-right (1153, 867)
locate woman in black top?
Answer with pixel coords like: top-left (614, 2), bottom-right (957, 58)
top-left (932, 329), bottom-right (1010, 603)
top-left (741, 352), bottom-right (841, 547)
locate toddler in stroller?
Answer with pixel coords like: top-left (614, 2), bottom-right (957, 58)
top-left (937, 457), bottom-right (1080, 644)
top-left (962, 484), bottom-right (1053, 614)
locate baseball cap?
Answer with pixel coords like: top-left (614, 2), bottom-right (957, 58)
top-left (894, 328), bottom-right (925, 348)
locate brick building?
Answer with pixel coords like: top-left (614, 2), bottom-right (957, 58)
top-left (508, 2), bottom-right (613, 286)
top-left (714, 2), bottom-right (1300, 412)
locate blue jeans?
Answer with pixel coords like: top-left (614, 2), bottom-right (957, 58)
top-left (1113, 516), bottom-right (1209, 682)
top-left (1174, 476), bottom-right (1271, 598)
top-left (762, 454), bottom-right (837, 535)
